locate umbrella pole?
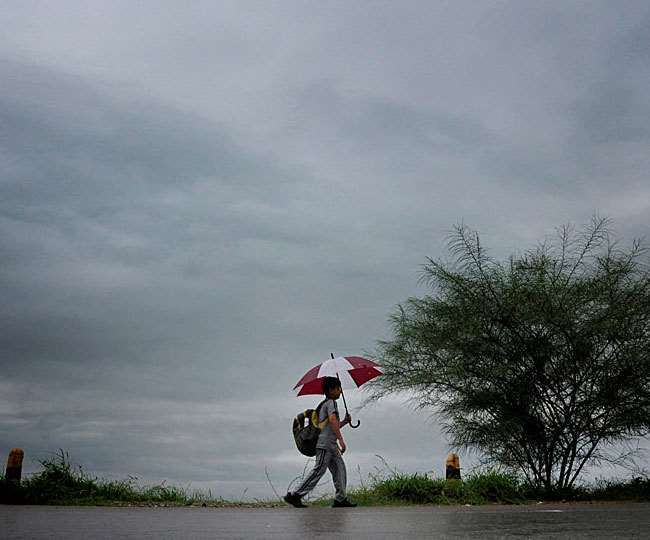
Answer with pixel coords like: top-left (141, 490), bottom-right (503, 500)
top-left (335, 361), bottom-right (361, 429)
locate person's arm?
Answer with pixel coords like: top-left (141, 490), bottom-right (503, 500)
top-left (339, 413), bottom-right (351, 427)
top-left (328, 412), bottom-right (346, 453)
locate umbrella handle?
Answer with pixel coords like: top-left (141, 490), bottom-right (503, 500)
top-left (349, 418), bottom-right (360, 429)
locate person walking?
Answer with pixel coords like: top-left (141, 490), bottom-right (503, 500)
top-left (284, 376), bottom-right (357, 507)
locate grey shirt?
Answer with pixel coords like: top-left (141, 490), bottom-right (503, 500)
top-left (316, 398), bottom-right (340, 450)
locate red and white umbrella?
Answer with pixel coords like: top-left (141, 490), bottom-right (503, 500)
top-left (293, 354), bottom-right (383, 428)
top-left (293, 355), bottom-right (383, 396)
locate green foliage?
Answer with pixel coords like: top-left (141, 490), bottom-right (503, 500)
top-left (588, 477), bottom-right (650, 501)
top-left (520, 476), bottom-right (650, 502)
top-left (373, 473), bottom-right (444, 503)
top-left (9, 450), bottom-right (205, 505)
top-left (336, 470), bottom-right (525, 505)
top-left (440, 479), bottom-right (466, 501)
top-left (313, 460), bottom-right (527, 506)
top-left (337, 466), bottom-right (649, 506)
top-left (463, 470), bottom-right (523, 503)
top-left (371, 217), bottom-right (650, 492)
top-left (20, 450), bottom-right (94, 504)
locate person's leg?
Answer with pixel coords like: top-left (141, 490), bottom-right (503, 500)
top-left (293, 449), bottom-right (331, 498)
top-left (328, 451), bottom-right (347, 502)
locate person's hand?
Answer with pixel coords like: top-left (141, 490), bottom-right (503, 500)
top-left (344, 413), bottom-right (352, 425)
top-left (339, 440), bottom-right (347, 454)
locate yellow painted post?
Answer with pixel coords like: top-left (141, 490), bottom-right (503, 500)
top-left (5, 448), bottom-right (24, 484)
top-left (445, 452), bottom-right (461, 480)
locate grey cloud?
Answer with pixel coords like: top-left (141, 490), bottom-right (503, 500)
top-left (1, 59), bottom-right (326, 405)
top-left (569, 13), bottom-right (650, 147)
top-left (0, 59), bottom-right (291, 211)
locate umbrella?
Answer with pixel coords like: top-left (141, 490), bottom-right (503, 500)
top-left (293, 353), bottom-right (383, 428)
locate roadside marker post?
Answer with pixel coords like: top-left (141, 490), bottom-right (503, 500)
top-left (445, 452), bottom-right (461, 480)
top-left (6, 448), bottom-right (24, 484)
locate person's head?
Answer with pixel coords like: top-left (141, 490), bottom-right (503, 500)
top-left (322, 377), bottom-right (342, 400)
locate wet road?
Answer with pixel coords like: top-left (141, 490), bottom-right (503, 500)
top-left (1, 503), bottom-right (648, 539)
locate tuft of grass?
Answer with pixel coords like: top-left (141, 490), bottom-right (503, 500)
top-left (341, 470), bottom-right (524, 506)
top-left (1, 450), bottom-right (235, 506)
top-left (372, 473), bottom-right (444, 504)
top-left (463, 470), bottom-right (523, 504)
top-left (519, 478), bottom-right (650, 503)
top-left (312, 464), bottom-right (526, 506)
top-left (14, 450), bottom-right (191, 505)
top-left (587, 477), bottom-right (650, 501)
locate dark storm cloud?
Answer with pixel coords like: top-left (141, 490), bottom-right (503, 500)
top-left (1, 58), bottom-right (310, 392)
top-left (2, 1), bottom-right (650, 498)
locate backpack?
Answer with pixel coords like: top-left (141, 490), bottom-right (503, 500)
top-left (292, 399), bottom-right (329, 457)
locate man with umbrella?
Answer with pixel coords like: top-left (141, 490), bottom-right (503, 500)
top-left (285, 354), bottom-right (382, 508)
top-left (285, 376), bottom-right (356, 507)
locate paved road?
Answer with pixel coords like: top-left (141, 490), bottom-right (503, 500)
top-left (1, 503), bottom-right (648, 539)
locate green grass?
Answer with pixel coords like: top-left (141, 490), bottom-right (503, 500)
top-left (0, 450), bottom-right (267, 507)
top-left (307, 459), bottom-right (525, 506)
top-left (580, 477), bottom-right (650, 502)
top-left (2, 450), bottom-right (648, 506)
top-left (337, 470), bottom-right (524, 506)
top-left (311, 461), bottom-right (650, 506)
top-left (27, 450), bottom-right (187, 505)
top-left (517, 476), bottom-right (650, 503)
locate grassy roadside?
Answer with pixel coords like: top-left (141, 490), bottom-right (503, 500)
top-left (0, 451), bottom-right (256, 507)
top-left (327, 471), bottom-right (650, 507)
top-left (1, 451), bottom-right (649, 507)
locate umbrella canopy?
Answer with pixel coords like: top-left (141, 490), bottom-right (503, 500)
top-left (293, 355), bottom-right (382, 396)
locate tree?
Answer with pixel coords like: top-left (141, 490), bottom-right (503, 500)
top-left (372, 217), bottom-right (650, 493)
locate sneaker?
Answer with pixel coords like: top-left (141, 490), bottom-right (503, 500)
top-left (332, 498), bottom-right (357, 507)
top-left (284, 492), bottom-right (307, 508)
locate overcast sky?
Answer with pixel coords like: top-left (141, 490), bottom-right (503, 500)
top-left (2, 1), bottom-right (650, 499)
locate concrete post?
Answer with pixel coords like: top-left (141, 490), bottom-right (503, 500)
top-left (5, 448), bottom-right (24, 484)
top-left (445, 452), bottom-right (461, 480)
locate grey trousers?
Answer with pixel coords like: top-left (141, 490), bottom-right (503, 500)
top-left (294, 447), bottom-right (347, 502)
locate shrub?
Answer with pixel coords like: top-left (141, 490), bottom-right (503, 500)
top-left (440, 479), bottom-right (485, 504)
top-left (372, 473), bottom-right (444, 504)
top-left (21, 450), bottom-right (97, 504)
top-left (589, 477), bottom-right (650, 501)
top-left (463, 470), bottom-right (524, 503)
top-left (18, 450), bottom-right (194, 505)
